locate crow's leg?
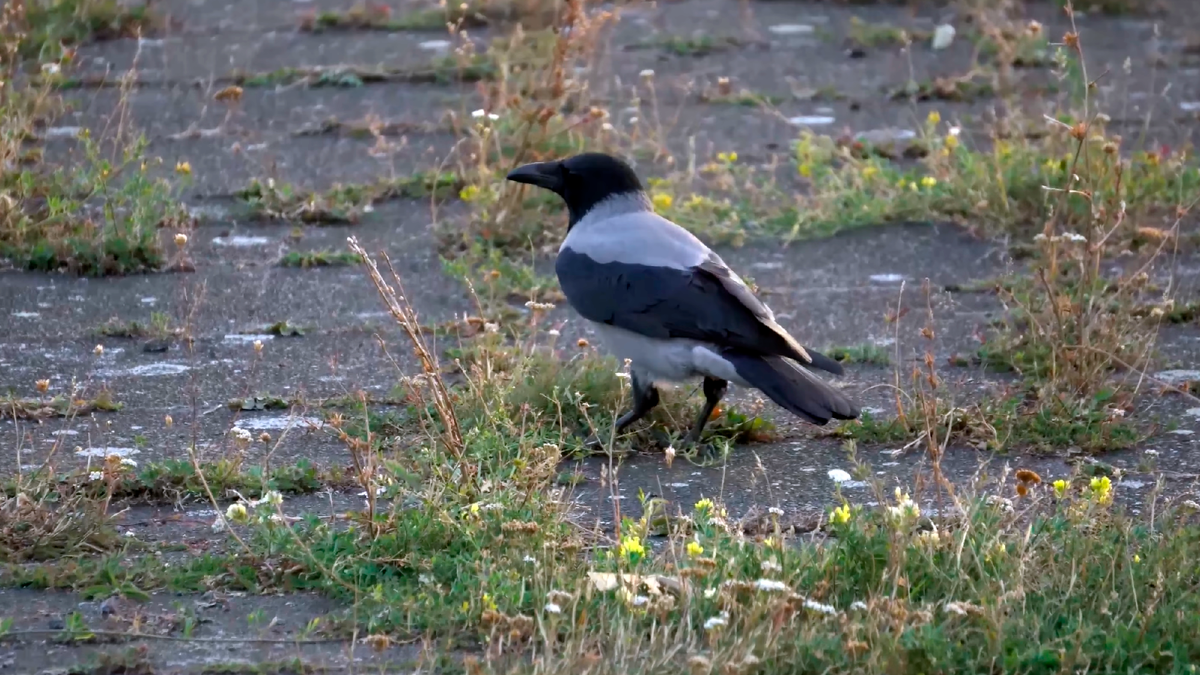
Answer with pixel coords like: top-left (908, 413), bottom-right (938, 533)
top-left (683, 377), bottom-right (727, 445)
top-left (615, 370), bottom-right (661, 432)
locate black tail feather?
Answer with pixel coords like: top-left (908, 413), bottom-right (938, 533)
top-left (803, 347), bottom-right (845, 376)
top-left (722, 350), bottom-right (860, 425)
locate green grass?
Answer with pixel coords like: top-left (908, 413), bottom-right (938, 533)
top-left (17, 0), bottom-right (157, 60)
top-left (280, 250), bottom-right (362, 268)
top-left (235, 171), bottom-right (461, 223)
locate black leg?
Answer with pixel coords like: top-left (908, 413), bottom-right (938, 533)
top-left (684, 377), bottom-right (728, 445)
top-left (615, 371), bottom-right (661, 432)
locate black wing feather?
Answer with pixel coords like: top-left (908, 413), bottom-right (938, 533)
top-left (556, 248), bottom-right (843, 375)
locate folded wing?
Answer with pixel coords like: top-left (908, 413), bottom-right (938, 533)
top-left (556, 246), bottom-right (843, 376)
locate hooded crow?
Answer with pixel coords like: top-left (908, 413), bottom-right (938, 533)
top-left (506, 152), bottom-right (861, 444)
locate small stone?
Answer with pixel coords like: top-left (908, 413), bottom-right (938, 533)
top-left (48, 617), bottom-right (66, 630)
top-left (932, 24), bottom-right (956, 50)
top-left (768, 24), bottom-right (814, 35)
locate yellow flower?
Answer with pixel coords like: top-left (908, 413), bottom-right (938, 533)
top-left (861, 165), bottom-right (878, 180)
top-left (920, 176), bottom-right (937, 189)
top-left (482, 593), bottom-right (497, 612)
top-left (1089, 476), bottom-right (1113, 505)
top-left (764, 537), bottom-right (779, 549)
top-left (469, 503), bottom-right (480, 515)
top-left (1053, 479), bottom-right (1068, 498)
top-left (927, 110), bottom-right (941, 125)
top-left (1132, 554), bottom-right (1141, 564)
top-left (175, 161), bottom-right (192, 176)
top-left (798, 163), bottom-right (813, 178)
top-left (694, 498), bottom-right (715, 514)
top-left (618, 535), bottom-right (646, 563)
top-left (944, 134), bottom-right (959, 150)
top-left (717, 151), bottom-right (738, 163)
top-left (686, 194), bottom-right (706, 208)
top-left (462, 601), bottom-right (470, 612)
top-left (459, 184), bottom-right (480, 201)
top-left (652, 193), bottom-right (673, 211)
top-left (908, 181), bottom-right (918, 192)
top-left (686, 541), bottom-right (704, 557)
top-left (830, 503), bottom-right (852, 525)
top-left (225, 502), bottom-right (248, 523)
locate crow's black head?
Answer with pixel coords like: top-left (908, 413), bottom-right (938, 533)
top-left (505, 152), bottom-right (645, 227)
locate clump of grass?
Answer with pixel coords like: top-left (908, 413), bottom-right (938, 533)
top-left (827, 342), bottom-right (891, 366)
top-left (235, 171), bottom-right (460, 224)
top-left (300, 0), bottom-right (563, 33)
top-left (94, 311), bottom-right (180, 339)
top-left (844, 16), bottom-right (929, 51)
top-left (0, 389), bottom-right (122, 420)
top-left (15, 0), bottom-right (158, 61)
top-left (1, 10), bottom-right (191, 276)
top-left (280, 249), bottom-right (361, 268)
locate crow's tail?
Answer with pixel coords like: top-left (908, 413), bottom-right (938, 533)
top-left (723, 349), bottom-right (860, 425)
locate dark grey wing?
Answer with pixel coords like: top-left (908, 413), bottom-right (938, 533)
top-left (556, 247), bottom-right (844, 375)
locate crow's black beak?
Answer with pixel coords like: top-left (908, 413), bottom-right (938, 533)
top-left (505, 161), bottom-right (563, 192)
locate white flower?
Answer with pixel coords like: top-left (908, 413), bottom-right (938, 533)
top-left (948, 126), bottom-right (961, 137)
top-left (418, 573), bottom-right (434, 586)
top-left (544, 602), bottom-right (562, 614)
top-left (120, 458), bottom-right (137, 467)
top-left (850, 601), bottom-right (868, 611)
top-left (488, 113), bottom-right (500, 121)
top-left (1063, 232), bottom-right (1086, 243)
top-left (760, 559), bottom-right (782, 573)
top-left (703, 587), bottom-right (718, 599)
top-left (89, 471), bottom-right (104, 482)
top-left (263, 490), bottom-right (283, 507)
top-left (211, 517), bottom-right (225, 533)
top-left (602, 122), bottom-right (614, 131)
top-left (703, 613), bottom-right (728, 630)
top-left (547, 328), bottom-right (560, 336)
top-left (41, 63), bottom-right (60, 75)
top-left (229, 427), bottom-right (252, 443)
top-left (629, 116), bottom-right (639, 124)
top-left (944, 601), bottom-right (969, 616)
top-left (471, 109), bottom-right (486, 118)
top-left (639, 69), bottom-right (654, 79)
top-left (523, 555), bottom-right (537, 565)
top-left (754, 579), bottom-right (789, 593)
top-left (615, 372), bottom-right (630, 379)
top-left (803, 599), bottom-right (838, 615)
top-left (1144, 449), bottom-right (1159, 456)
top-left (985, 494), bottom-right (1014, 513)
top-left (484, 322), bottom-right (499, 334)
top-left (1033, 233), bottom-right (1048, 242)
top-left (768, 506), bottom-right (784, 516)
top-left (631, 595), bottom-right (649, 607)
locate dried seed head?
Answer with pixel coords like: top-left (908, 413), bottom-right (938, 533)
top-left (1069, 122), bottom-right (1087, 141)
top-left (35, 379), bottom-right (49, 393)
top-left (1016, 482), bottom-right (1029, 497)
top-left (577, 338), bottom-right (590, 348)
top-left (93, 344), bottom-right (104, 356)
top-left (717, 76), bottom-right (731, 96)
top-left (253, 340), bottom-right (264, 353)
top-left (1063, 32), bottom-right (1079, 50)
top-left (214, 85), bottom-right (244, 103)
top-left (1026, 20), bottom-right (1042, 37)
top-left (259, 432), bottom-right (271, 443)
top-left (1103, 141), bottom-right (1117, 155)
top-left (1015, 469), bottom-right (1042, 484)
